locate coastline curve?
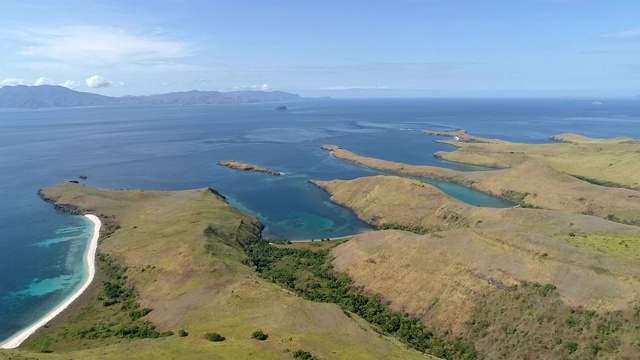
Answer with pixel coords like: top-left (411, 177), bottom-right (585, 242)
top-left (0, 214), bottom-right (101, 349)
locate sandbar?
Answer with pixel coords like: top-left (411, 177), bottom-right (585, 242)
top-left (0, 214), bottom-right (101, 349)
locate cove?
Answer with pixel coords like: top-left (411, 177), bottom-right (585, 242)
top-left (419, 177), bottom-right (515, 208)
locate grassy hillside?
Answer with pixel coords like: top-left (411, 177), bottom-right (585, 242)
top-left (423, 130), bottom-right (640, 190)
top-left (322, 145), bottom-right (640, 225)
top-left (313, 175), bottom-right (640, 359)
top-left (1, 182), bottom-right (428, 360)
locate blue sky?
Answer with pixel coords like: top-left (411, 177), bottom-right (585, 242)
top-left (0, 0), bottom-right (639, 97)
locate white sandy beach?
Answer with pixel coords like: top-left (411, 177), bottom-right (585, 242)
top-left (0, 214), bottom-right (101, 349)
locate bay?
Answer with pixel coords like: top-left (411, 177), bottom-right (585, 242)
top-left (1, 98), bottom-right (639, 342)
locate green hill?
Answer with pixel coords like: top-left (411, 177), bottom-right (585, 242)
top-left (0, 182), bottom-right (428, 360)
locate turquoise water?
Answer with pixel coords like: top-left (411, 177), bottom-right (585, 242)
top-left (421, 178), bottom-right (514, 208)
top-left (0, 215), bottom-right (92, 341)
top-left (1, 98), bottom-right (640, 342)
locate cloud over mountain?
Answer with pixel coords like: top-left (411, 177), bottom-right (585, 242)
top-left (86, 75), bottom-right (114, 88)
top-left (0, 78), bottom-right (26, 86)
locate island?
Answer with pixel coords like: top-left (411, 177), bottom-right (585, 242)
top-left (275, 105), bottom-right (287, 110)
top-left (0, 85), bottom-right (303, 109)
top-left (217, 160), bottom-right (282, 176)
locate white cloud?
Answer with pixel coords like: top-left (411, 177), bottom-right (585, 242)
top-left (59, 80), bottom-right (78, 89)
top-left (320, 85), bottom-right (389, 90)
top-left (86, 75), bottom-right (115, 88)
top-left (233, 84), bottom-right (273, 91)
top-left (0, 78), bottom-right (26, 86)
top-left (602, 28), bottom-right (640, 40)
top-left (15, 26), bottom-right (190, 69)
top-left (34, 77), bottom-right (54, 86)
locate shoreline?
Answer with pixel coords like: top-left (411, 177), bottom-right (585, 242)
top-left (273, 233), bottom-right (363, 243)
top-left (0, 214), bottom-right (101, 349)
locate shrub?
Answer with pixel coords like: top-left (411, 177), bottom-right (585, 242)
top-left (129, 308), bottom-right (152, 321)
top-left (538, 283), bottom-right (557, 296)
top-left (293, 349), bottom-right (318, 360)
top-left (116, 324), bottom-right (160, 339)
top-left (251, 330), bottom-right (268, 340)
top-left (205, 332), bottom-right (225, 342)
top-left (178, 329), bottom-right (189, 337)
top-left (564, 341), bottom-right (578, 354)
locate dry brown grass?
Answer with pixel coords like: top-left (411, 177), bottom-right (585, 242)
top-left (315, 175), bottom-right (640, 310)
top-left (315, 175), bottom-right (640, 359)
top-left (322, 144), bottom-right (640, 225)
top-left (426, 130), bottom-right (640, 190)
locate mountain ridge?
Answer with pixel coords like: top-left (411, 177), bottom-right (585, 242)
top-left (0, 85), bottom-right (302, 108)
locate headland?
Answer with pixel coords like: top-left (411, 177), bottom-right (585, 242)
top-left (1, 182), bottom-right (426, 359)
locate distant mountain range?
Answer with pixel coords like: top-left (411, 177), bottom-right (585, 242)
top-left (0, 85), bottom-right (303, 109)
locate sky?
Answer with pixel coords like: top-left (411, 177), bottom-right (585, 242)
top-left (0, 0), bottom-right (639, 98)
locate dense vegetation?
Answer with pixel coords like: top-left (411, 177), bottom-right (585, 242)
top-left (245, 239), bottom-right (477, 359)
top-left (77, 254), bottom-right (171, 340)
top-left (377, 223), bottom-right (436, 235)
top-left (571, 174), bottom-right (637, 190)
top-left (246, 238), bottom-right (640, 359)
top-left (499, 190), bottom-right (537, 208)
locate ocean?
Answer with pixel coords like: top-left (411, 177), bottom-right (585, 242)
top-left (1, 98), bottom-right (639, 343)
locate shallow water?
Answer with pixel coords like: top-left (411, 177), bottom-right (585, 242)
top-left (1, 98), bottom-right (640, 342)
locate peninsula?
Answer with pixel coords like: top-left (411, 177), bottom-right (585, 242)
top-left (312, 131), bottom-right (640, 359)
top-left (321, 142), bottom-right (640, 225)
top-left (1, 182), bottom-right (425, 359)
top-left (217, 160), bottom-right (282, 176)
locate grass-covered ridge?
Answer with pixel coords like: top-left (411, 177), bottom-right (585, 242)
top-left (246, 239), bottom-right (475, 359)
top-left (426, 130), bottom-right (640, 190)
top-left (321, 144), bottom-right (640, 225)
top-left (311, 174), bottom-right (640, 359)
top-left (2, 182), bottom-right (427, 360)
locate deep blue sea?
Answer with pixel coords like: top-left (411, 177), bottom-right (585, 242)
top-left (1, 98), bottom-right (640, 343)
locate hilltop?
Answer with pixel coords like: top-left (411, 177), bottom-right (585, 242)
top-left (0, 85), bottom-right (302, 109)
